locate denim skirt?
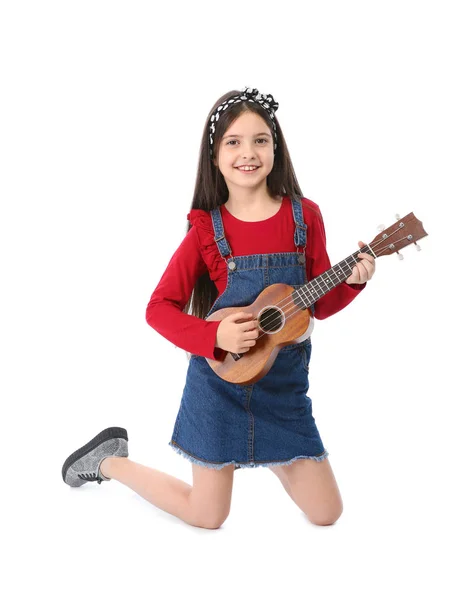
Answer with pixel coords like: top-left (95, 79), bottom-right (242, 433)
top-left (169, 338), bottom-right (329, 470)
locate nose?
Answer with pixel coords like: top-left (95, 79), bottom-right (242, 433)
top-left (240, 140), bottom-right (257, 159)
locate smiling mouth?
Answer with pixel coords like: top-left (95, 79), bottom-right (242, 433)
top-left (235, 166), bottom-right (260, 172)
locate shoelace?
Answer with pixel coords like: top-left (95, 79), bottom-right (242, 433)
top-left (78, 472), bottom-right (103, 484)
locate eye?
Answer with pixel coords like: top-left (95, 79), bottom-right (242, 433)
top-left (225, 138), bottom-right (269, 146)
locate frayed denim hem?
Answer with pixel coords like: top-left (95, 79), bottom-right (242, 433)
top-left (261, 451), bottom-right (330, 468)
top-left (169, 441), bottom-right (329, 470)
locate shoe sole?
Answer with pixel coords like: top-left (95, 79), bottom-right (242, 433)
top-left (62, 426), bottom-right (128, 483)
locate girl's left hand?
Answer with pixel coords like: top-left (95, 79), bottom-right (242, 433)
top-left (345, 241), bottom-right (376, 285)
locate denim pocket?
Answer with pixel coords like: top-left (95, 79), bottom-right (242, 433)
top-left (299, 343), bottom-right (312, 372)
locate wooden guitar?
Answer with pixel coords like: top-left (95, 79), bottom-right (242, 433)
top-left (205, 212), bottom-right (428, 385)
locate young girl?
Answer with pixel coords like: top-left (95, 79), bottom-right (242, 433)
top-left (62, 87), bottom-right (375, 529)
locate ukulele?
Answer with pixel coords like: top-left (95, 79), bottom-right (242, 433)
top-left (205, 212), bottom-right (428, 385)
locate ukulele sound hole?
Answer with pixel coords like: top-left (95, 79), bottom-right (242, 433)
top-left (258, 306), bottom-right (284, 334)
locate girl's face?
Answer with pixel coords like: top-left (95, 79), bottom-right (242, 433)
top-left (214, 111), bottom-right (274, 193)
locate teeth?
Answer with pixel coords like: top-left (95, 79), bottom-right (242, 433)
top-left (237, 166), bottom-right (258, 171)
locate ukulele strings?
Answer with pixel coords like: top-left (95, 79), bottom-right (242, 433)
top-left (250, 233), bottom-right (408, 343)
top-left (258, 230), bottom-right (408, 328)
top-left (253, 234), bottom-right (406, 339)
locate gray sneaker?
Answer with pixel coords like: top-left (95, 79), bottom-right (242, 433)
top-left (62, 427), bottom-right (128, 487)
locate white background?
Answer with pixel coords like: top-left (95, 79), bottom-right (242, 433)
top-left (1, 1), bottom-right (474, 598)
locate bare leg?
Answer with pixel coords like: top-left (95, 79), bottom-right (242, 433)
top-left (270, 458), bottom-right (343, 526)
top-left (268, 465), bottom-right (295, 501)
top-left (100, 457), bottom-right (235, 529)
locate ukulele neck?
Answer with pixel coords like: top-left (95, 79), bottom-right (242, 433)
top-left (297, 244), bottom-right (372, 307)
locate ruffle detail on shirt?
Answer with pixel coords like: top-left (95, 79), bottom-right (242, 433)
top-left (187, 208), bottom-right (226, 277)
top-left (187, 208), bottom-right (214, 232)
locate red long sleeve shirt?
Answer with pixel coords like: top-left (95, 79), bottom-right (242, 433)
top-left (146, 196), bottom-right (365, 359)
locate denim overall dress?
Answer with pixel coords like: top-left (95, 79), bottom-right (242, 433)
top-left (169, 196), bottom-right (329, 470)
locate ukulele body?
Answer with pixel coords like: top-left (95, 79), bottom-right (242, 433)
top-left (205, 283), bottom-right (314, 385)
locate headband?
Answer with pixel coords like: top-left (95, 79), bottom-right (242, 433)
top-left (208, 86), bottom-right (279, 157)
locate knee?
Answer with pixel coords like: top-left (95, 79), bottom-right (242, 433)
top-left (197, 513), bottom-right (229, 530)
top-left (307, 502), bottom-right (343, 527)
top-left (191, 507), bottom-right (231, 530)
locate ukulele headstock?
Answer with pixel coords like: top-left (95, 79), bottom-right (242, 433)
top-left (369, 213), bottom-right (428, 259)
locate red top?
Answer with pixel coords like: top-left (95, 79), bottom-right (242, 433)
top-left (146, 196), bottom-right (365, 360)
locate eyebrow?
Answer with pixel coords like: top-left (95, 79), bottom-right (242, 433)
top-left (222, 132), bottom-right (271, 139)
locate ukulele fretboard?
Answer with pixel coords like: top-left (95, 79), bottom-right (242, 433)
top-left (293, 245), bottom-right (371, 308)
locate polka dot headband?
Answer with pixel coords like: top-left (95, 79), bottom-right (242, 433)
top-left (208, 87), bottom-right (279, 157)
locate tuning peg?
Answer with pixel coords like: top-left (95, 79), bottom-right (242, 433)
top-left (414, 242), bottom-right (422, 251)
top-left (377, 224), bottom-right (386, 232)
top-left (395, 213), bottom-right (400, 220)
top-left (397, 251), bottom-right (404, 260)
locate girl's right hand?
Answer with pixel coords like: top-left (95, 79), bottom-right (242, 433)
top-left (216, 312), bottom-right (259, 354)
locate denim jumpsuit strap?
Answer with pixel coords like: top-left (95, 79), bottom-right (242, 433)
top-left (290, 195), bottom-right (308, 252)
top-left (210, 205), bottom-right (233, 259)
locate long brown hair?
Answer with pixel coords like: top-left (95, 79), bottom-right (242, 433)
top-left (183, 89), bottom-right (304, 319)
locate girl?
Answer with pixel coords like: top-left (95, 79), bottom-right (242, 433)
top-left (62, 87), bottom-right (375, 529)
